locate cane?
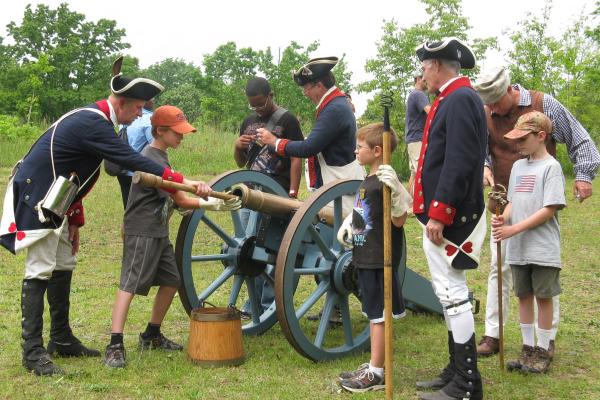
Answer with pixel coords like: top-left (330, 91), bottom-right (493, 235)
top-left (132, 171), bottom-right (237, 201)
top-left (381, 93), bottom-right (394, 399)
top-left (488, 184), bottom-right (508, 371)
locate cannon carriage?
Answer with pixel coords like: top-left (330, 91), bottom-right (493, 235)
top-left (173, 169), bottom-right (443, 362)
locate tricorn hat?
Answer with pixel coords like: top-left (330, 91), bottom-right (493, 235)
top-left (415, 37), bottom-right (476, 69)
top-left (110, 56), bottom-right (164, 101)
top-left (293, 56), bottom-right (338, 86)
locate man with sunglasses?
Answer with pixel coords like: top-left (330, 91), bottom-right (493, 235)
top-left (413, 38), bottom-right (487, 400)
top-left (472, 67), bottom-right (600, 358)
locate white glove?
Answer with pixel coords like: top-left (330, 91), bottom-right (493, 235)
top-left (376, 165), bottom-right (412, 218)
top-left (336, 213), bottom-right (353, 248)
top-left (198, 195), bottom-right (242, 211)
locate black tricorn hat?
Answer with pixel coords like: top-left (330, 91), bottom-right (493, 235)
top-left (293, 56), bottom-right (339, 86)
top-left (110, 56), bottom-right (164, 100)
top-left (415, 37), bottom-right (476, 69)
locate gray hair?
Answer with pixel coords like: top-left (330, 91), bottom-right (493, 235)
top-left (440, 59), bottom-right (461, 75)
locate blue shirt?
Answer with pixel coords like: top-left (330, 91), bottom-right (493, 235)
top-left (122, 108), bottom-right (153, 176)
top-left (405, 89), bottom-right (429, 143)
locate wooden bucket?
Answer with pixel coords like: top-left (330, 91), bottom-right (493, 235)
top-left (188, 306), bottom-right (245, 366)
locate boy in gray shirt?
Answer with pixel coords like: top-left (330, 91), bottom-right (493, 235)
top-left (491, 111), bottom-right (565, 374)
top-left (104, 106), bottom-right (240, 368)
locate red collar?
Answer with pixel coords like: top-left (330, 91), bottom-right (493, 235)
top-left (95, 99), bottom-right (111, 120)
top-left (316, 88), bottom-right (346, 118)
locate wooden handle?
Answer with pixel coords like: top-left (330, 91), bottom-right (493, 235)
top-left (132, 171), bottom-right (237, 201)
top-left (496, 204), bottom-right (505, 372)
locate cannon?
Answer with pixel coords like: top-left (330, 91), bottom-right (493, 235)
top-left (169, 170), bottom-right (442, 361)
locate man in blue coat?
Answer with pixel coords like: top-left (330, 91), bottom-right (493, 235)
top-left (0, 57), bottom-right (206, 376)
top-left (412, 38), bottom-right (487, 400)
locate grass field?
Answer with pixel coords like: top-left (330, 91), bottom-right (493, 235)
top-left (0, 131), bottom-right (599, 400)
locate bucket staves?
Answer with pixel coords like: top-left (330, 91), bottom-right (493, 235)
top-left (188, 307), bottom-right (245, 366)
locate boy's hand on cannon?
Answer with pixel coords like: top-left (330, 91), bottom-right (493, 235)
top-left (186, 180), bottom-right (211, 199)
top-left (256, 128), bottom-right (276, 146)
top-left (336, 213), bottom-right (353, 248)
top-left (376, 165), bottom-right (411, 217)
top-left (198, 192), bottom-right (242, 211)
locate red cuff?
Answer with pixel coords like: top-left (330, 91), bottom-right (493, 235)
top-left (67, 201), bottom-right (85, 227)
top-left (427, 200), bottom-right (456, 225)
top-left (161, 168), bottom-right (184, 194)
top-left (276, 139), bottom-right (289, 157)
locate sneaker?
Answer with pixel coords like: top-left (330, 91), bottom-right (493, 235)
top-left (139, 333), bottom-right (183, 351)
top-left (476, 335), bottom-right (499, 356)
top-left (507, 344), bottom-right (534, 372)
top-left (340, 370), bottom-right (385, 393)
top-left (306, 308), bottom-right (343, 326)
top-left (104, 343), bottom-right (126, 368)
top-left (338, 362), bottom-right (369, 380)
top-left (523, 346), bottom-right (552, 374)
top-left (23, 352), bottom-right (64, 376)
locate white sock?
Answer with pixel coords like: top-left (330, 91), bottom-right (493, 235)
top-left (550, 328), bottom-right (557, 341)
top-left (520, 323), bottom-right (535, 347)
top-left (448, 312), bottom-right (474, 344)
top-left (537, 328), bottom-right (552, 350)
top-left (369, 362), bottom-right (384, 377)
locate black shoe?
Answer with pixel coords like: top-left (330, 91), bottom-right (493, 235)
top-left (46, 271), bottom-right (99, 357)
top-left (104, 343), bottom-right (126, 368)
top-left (23, 352), bottom-right (64, 376)
top-left (47, 339), bottom-right (101, 357)
top-left (139, 333), bottom-right (183, 351)
top-left (416, 331), bottom-right (456, 390)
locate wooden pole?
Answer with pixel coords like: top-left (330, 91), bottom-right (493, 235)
top-left (132, 171), bottom-right (237, 201)
top-left (496, 203), bottom-right (505, 371)
top-left (382, 98), bottom-right (393, 400)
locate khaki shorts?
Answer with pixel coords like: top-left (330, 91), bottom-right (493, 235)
top-left (407, 141), bottom-right (422, 176)
top-left (511, 264), bottom-right (562, 299)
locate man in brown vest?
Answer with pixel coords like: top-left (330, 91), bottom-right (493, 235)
top-left (473, 67), bottom-right (600, 357)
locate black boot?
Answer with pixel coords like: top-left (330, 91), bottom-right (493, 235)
top-left (46, 271), bottom-right (100, 357)
top-left (21, 279), bottom-right (63, 376)
top-left (420, 334), bottom-right (483, 400)
top-left (416, 331), bottom-right (456, 390)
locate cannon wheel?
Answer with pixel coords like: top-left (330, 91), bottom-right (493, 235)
top-left (175, 170), bottom-right (287, 336)
top-left (275, 178), bottom-right (407, 361)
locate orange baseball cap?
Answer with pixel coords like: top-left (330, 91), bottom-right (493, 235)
top-left (151, 105), bottom-right (197, 134)
top-left (504, 111), bottom-right (552, 140)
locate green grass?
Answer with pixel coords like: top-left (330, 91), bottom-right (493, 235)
top-left (0, 131), bottom-right (599, 399)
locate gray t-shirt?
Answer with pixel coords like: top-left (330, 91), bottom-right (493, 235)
top-left (506, 156), bottom-right (566, 268)
top-left (124, 146), bottom-right (173, 238)
top-left (404, 89), bottom-right (429, 143)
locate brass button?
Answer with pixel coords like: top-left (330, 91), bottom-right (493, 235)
top-left (472, 213), bottom-right (478, 220)
top-left (446, 207), bottom-right (452, 214)
top-left (75, 209), bottom-right (80, 214)
top-left (419, 204), bottom-right (424, 210)
top-left (461, 216), bottom-right (467, 223)
top-left (433, 201), bottom-right (439, 207)
top-left (26, 178), bottom-right (31, 184)
top-left (24, 195), bottom-right (29, 200)
top-left (418, 178), bottom-right (422, 183)
top-left (419, 191), bottom-right (422, 196)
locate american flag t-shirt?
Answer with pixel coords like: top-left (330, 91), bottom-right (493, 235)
top-left (515, 174), bottom-right (536, 193)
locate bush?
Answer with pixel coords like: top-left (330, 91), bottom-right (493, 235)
top-left (0, 114), bottom-right (43, 140)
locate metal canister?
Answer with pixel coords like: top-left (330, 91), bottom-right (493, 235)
top-left (40, 173), bottom-right (78, 218)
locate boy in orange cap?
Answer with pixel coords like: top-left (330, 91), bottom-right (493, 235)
top-left (104, 105), bottom-right (241, 368)
top-left (491, 111), bottom-right (565, 374)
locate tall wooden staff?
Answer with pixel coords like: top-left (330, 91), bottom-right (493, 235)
top-left (381, 93), bottom-right (394, 399)
top-left (488, 184), bottom-right (508, 370)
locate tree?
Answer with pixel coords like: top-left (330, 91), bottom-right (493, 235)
top-left (3, 3), bottom-right (130, 120)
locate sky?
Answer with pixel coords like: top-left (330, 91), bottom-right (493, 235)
top-left (0, 0), bottom-right (596, 116)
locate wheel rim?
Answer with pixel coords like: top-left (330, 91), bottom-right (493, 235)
top-left (175, 170), bottom-right (287, 336)
top-left (276, 178), bottom-right (391, 361)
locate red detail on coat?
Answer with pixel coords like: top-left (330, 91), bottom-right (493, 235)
top-left (462, 241), bottom-right (473, 253)
top-left (16, 231), bottom-right (26, 241)
top-left (412, 77), bottom-right (473, 216)
top-left (161, 168), bottom-right (184, 194)
top-left (95, 100), bottom-right (111, 120)
top-left (427, 199), bottom-right (457, 226)
top-left (8, 222), bottom-right (17, 233)
top-left (67, 201), bottom-right (85, 227)
top-left (445, 244), bottom-right (458, 257)
top-left (316, 88), bottom-right (346, 118)
top-left (276, 139), bottom-right (289, 157)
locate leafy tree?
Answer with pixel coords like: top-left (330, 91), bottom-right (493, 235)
top-left (158, 83), bottom-right (203, 123)
top-left (143, 58), bottom-right (204, 91)
top-left (2, 3), bottom-right (130, 120)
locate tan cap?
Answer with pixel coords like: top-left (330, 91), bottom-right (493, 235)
top-left (473, 67), bottom-right (510, 105)
top-left (504, 111), bottom-right (552, 140)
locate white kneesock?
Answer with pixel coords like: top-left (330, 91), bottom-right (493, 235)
top-left (520, 323), bottom-right (535, 347)
top-left (537, 328), bottom-right (552, 350)
top-left (449, 311), bottom-right (474, 344)
top-left (369, 362), bottom-right (384, 377)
